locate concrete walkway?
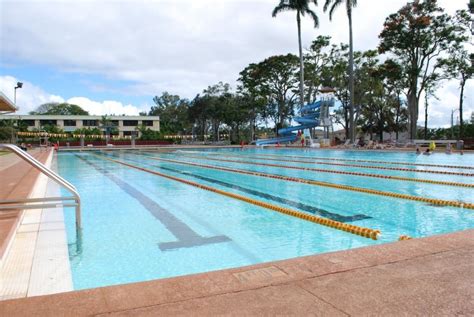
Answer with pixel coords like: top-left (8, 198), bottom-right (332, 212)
top-left (0, 149), bottom-right (51, 261)
top-left (1, 229), bottom-right (473, 316)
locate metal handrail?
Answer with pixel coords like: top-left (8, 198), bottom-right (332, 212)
top-left (0, 144), bottom-right (81, 234)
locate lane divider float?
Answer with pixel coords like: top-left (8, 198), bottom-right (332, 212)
top-left (175, 154), bottom-right (474, 188)
top-left (92, 153), bottom-right (381, 240)
top-left (232, 151), bottom-right (474, 170)
top-left (144, 156), bottom-right (474, 210)
top-left (195, 152), bottom-right (474, 177)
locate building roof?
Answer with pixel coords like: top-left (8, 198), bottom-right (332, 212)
top-left (0, 91), bottom-right (17, 114)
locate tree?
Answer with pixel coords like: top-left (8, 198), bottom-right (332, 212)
top-left (354, 50), bottom-right (387, 141)
top-left (135, 124), bottom-right (162, 140)
top-left (438, 10), bottom-right (473, 139)
top-left (151, 92), bottom-right (191, 134)
top-left (378, 0), bottom-right (469, 139)
top-left (203, 82), bottom-right (232, 141)
top-left (422, 81), bottom-right (439, 139)
top-left (272, 0), bottom-right (319, 108)
top-left (0, 119), bottom-right (29, 142)
top-left (238, 54), bottom-right (299, 135)
top-left (99, 115), bottom-right (117, 144)
top-left (30, 102), bottom-right (89, 115)
top-left (304, 35), bottom-right (332, 103)
top-left (378, 59), bottom-right (408, 140)
top-left (326, 43), bottom-right (351, 138)
top-left (323, 0), bottom-right (357, 143)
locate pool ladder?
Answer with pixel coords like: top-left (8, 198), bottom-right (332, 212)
top-left (0, 144), bottom-right (82, 246)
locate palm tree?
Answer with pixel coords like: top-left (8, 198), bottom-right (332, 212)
top-left (272, 0), bottom-right (319, 108)
top-left (324, 0), bottom-right (357, 142)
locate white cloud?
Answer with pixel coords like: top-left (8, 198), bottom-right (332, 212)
top-left (1, 0), bottom-right (472, 125)
top-left (0, 76), bottom-right (142, 115)
top-left (67, 97), bottom-right (141, 116)
top-left (0, 76), bottom-right (64, 113)
top-left (420, 81), bottom-right (474, 128)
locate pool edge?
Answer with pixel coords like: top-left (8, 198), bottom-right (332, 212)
top-left (1, 228), bottom-right (473, 315)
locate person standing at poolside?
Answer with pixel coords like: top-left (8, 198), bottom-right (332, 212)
top-left (445, 142), bottom-right (452, 154)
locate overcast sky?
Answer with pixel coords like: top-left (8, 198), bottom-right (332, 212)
top-left (0, 0), bottom-right (472, 127)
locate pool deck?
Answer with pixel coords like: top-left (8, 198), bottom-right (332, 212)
top-left (0, 149), bottom-right (51, 263)
top-left (1, 229), bottom-right (473, 316)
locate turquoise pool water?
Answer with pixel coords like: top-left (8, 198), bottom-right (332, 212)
top-left (56, 148), bottom-right (474, 290)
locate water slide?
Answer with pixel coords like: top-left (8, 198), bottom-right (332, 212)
top-left (256, 100), bottom-right (322, 146)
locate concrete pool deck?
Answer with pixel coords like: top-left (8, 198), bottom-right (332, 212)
top-left (1, 229), bottom-right (473, 316)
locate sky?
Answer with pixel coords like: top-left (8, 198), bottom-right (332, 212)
top-left (0, 0), bottom-right (472, 128)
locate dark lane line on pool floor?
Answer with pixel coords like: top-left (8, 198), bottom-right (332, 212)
top-left (116, 152), bottom-right (365, 222)
top-left (115, 151), bottom-right (371, 222)
top-left (156, 166), bottom-right (371, 223)
top-left (75, 155), bottom-right (231, 251)
top-left (93, 152), bottom-right (381, 240)
top-left (107, 152), bottom-right (414, 235)
top-left (138, 155), bottom-right (474, 209)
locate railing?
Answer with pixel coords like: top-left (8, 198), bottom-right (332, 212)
top-left (0, 144), bottom-right (81, 241)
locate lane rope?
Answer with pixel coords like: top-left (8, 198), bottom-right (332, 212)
top-left (173, 153), bottom-right (474, 188)
top-left (197, 152), bottom-right (474, 177)
top-left (143, 156), bottom-right (474, 210)
top-left (230, 151), bottom-right (474, 170)
top-left (92, 153), bottom-right (381, 240)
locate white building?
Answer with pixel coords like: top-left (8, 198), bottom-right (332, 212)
top-left (0, 114), bottom-right (160, 137)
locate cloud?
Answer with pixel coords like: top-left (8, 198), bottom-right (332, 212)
top-left (0, 76), bottom-right (64, 113)
top-left (67, 97), bottom-right (141, 116)
top-left (1, 0), bottom-right (472, 126)
top-left (0, 76), bottom-right (142, 115)
top-left (420, 81), bottom-right (474, 128)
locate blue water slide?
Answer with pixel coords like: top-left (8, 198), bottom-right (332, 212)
top-left (300, 100), bottom-right (322, 112)
top-left (256, 100), bottom-right (322, 146)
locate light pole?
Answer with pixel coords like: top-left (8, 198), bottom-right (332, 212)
top-left (14, 82), bottom-right (23, 104)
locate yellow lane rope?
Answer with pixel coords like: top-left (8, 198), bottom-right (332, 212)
top-left (93, 154), bottom-right (380, 240)
top-left (145, 156), bottom-right (474, 210)
top-left (199, 152), bottom-right (474, 177)
top-left (175, 154), bottom-right (474, 188)
top-left (215, 151), bottom-right (474, 170)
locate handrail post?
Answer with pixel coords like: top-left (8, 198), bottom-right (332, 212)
top-left (0, 144), bottom-right (82, 237)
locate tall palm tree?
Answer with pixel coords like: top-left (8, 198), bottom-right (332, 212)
top-left (272, 0), bottom-right (319, 108)
top-left (324, 0), bottom-right (357, 142)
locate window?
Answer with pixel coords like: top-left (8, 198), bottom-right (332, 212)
top-left (123, 120), bottom-right (138, 126)
top-left (22, 120), bottom-right (35, 127)
top-left (40, 120), bottom-right (57, 126)
top-left (142, 120), bottom-right (153, 126)
top-left (64, 120), bottom-right (76, 126)
top-left (83, 120), bottom-right (98, 126)
top-left (123, 131), bottom-right (133, 136)
top-left (111, 120), bottom-right (119, 126)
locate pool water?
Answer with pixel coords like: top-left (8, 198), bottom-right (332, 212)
top-left (56, 148), bottom-right (474, 290)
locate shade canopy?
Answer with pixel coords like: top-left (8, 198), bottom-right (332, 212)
top-left (0, 91), bottom-right (17, 113)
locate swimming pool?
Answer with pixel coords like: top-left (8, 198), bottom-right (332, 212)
top-left (56, 148), bottom-right (474, 290)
